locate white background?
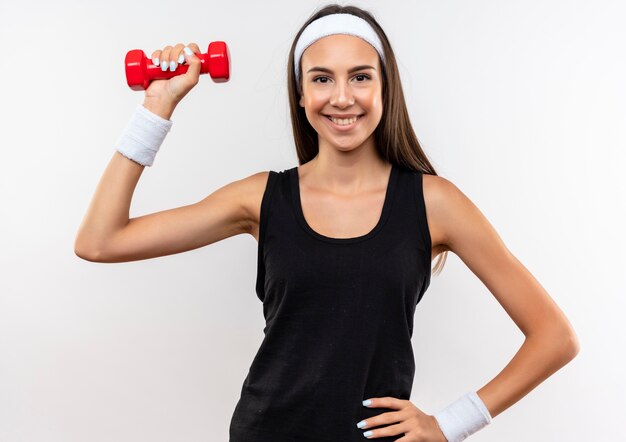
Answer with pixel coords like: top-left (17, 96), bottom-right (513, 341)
top-left (1, 0), bottom-right (625, 440)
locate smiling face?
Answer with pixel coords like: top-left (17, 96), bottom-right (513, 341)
top-left (298, 34), bottom-right (383, 153)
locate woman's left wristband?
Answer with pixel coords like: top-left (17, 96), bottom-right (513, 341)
top-left (432, 391), bottom-right (492, 441)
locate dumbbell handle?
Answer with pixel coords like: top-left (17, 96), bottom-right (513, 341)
top-left (125, 41), bottom-right (230, 91)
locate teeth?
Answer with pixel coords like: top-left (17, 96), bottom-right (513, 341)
top-left (329, 116), bottom-right (359, 125)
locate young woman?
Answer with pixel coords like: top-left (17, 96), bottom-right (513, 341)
top-left (75, 4), bottom-right (580, 441)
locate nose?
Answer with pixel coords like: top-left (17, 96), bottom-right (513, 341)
top-left (329, 79), bottom-right (355, 108)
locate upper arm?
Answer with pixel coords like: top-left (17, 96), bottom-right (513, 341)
top-left (429, 175), bottom-right (577, 340)
top-left (90, 171), bottom-right (269, 263)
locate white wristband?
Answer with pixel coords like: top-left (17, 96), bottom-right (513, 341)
top-left (114, 104), bottom-right (173, 167)
top-left (433, 391), bottom-right (492, 442)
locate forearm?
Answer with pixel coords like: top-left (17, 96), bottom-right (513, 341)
top-left (75, 151), bottom-right (144, 255)
top-left (75, 98), bottom-right (175, 255)
top-left (476, 328), bottom-right (579, 419)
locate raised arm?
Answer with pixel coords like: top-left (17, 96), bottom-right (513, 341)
top-left (74, 152), bottom-right (267, 263)
top-left (74, 41), bottom-right (268, 262)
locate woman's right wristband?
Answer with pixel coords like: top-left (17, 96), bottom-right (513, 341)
top-left (114, 104), bottom-right (173, 167)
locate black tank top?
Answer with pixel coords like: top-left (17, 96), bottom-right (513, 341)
top-left (229, 163), bottom-right (432, 442)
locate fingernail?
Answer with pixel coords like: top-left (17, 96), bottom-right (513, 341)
top-left (169, 60), bottom-right (176, 71)
top-left (363, 430), bottom-right (373, 438)
top-left (362, 399), bottom-right (372, 406)
top-left (177, 53), bottom-right (185, 64)
top-left (161, 60), bottom-right (168, 71)
top-left (183, 46), bottom-right (193, 57)
top-left (152, 57), bottom-right (159, 66)
top-left (356, 420), bottom-right (366, 429)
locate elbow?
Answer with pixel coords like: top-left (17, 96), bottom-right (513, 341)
top-left (556, 319), bottom-right (581, 361)
top-left (563, 330), bottom-right (581, 361)
top-left (547, 327), bottom-right (581, 364)
top-left (74, 236), bottom-right (103, 262)
top-left (529, 323), bottom-right (581, 364)
top-left (74, 247), bottom-right (102, 262)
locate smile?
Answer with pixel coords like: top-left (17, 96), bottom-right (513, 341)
top-left (324, 114), bottom-right (364, 129)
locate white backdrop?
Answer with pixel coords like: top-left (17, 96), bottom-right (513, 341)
top-left (1, 0), bottom-right (625, 441)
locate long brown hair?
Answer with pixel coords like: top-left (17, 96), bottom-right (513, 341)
top-left (287, 4), bottom-right (448, 276)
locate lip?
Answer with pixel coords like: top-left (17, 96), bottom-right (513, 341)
top-left (325, 114), bottom-right (363, 118)
top-left (323, 114), bottom-right (364, 131)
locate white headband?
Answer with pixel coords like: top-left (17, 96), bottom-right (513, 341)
top-left (294, 13), bottom-right (385, 84)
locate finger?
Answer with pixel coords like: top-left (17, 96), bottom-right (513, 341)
top-left (361, 422), bottom-right (408, 440)
top-left (159, 45), bottom-right (173, 71)
top-left (356, 410), bottom-right (404, 430)
top-left (182, 45), bottom-right (201, 80)
top-left (150, 49), bottom-right (162, 67)
top-left (187, 42), bottom-right (201, 54)
top-left (170, 43), bottom-right (186, 71)
top-left (363, 396), bottom-right (407, 410)
top-left (393, 434), bottom-right (413, 442)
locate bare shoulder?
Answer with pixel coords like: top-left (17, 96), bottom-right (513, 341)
top-left (423, 172), bottom-right (501, 258)
top-left (422, 173), bottom-right (461, 257)
top-left (238, 170), bottom-right (271, 241)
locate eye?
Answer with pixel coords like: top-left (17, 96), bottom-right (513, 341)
top-left (311, 74), bottom-right (371, 84)
top-left (312, 76), bottom-right (330, 83)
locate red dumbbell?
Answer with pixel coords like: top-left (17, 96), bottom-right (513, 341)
top-left (125, 41), bottom-right (230, 91)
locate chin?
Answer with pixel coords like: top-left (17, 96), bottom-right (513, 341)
top-left (327, 136), bottom-right (370, 150)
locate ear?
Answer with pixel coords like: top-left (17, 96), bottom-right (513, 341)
top-left (299, 94), bottom-right (304, 108)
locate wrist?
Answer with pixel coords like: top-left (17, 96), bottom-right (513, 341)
top-left (142, 98), bottom-right (176, 120)
top-left (114, 104), bottom-right (174, 167)
top-left (432, 391), bottom-right (492, 442)
top-left (429, 414), bottom-right (448, 442)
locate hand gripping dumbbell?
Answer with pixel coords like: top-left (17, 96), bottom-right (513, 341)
top-left (125, 41), bottom-right (230, 90)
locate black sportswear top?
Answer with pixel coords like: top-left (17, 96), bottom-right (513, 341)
top-left (229, 163), bottom-right (432, 441)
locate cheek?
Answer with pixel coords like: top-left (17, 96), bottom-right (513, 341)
top-left (304, 95), bottom-right (328, 115)
top-left (368, 91), bottom-right (383, 110)
top-left (354, 88), bottom-right (381, 109)
top-left (373, 94), bottom-right (384, 119)
top-left (303, 99), bottom-right (325, 125)
top-left (362, 92), bottom-right (383, 126)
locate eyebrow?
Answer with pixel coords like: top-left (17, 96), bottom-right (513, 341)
top-left (306, 65), bottom-right (376, 75)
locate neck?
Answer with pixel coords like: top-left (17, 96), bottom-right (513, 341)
top-left (302, 144), bottom-right (391, 193)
